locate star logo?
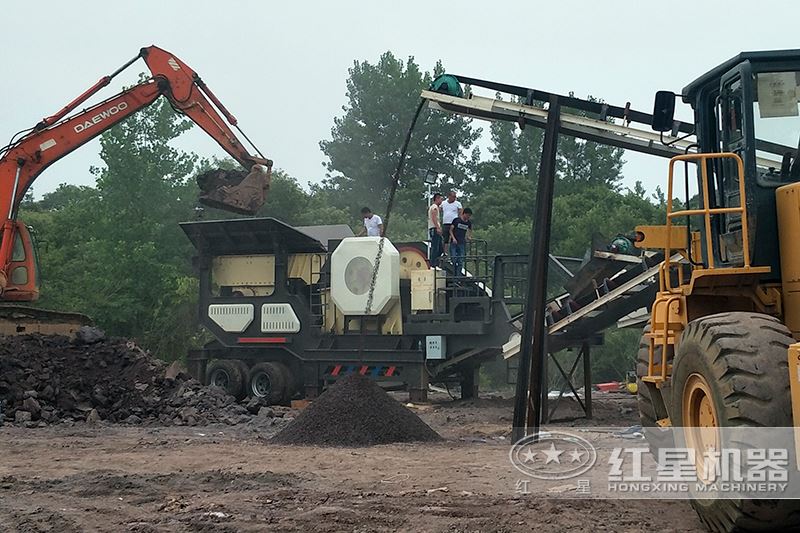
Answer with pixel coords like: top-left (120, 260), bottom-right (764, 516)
top-left (542, 443), bottom-right (563, 464)
top-left (522, 448), bottom-right (537, 463)
top-left (509, 431), bottom-right (597, 481)
top-left (569, 449), bottom-right (585, 463)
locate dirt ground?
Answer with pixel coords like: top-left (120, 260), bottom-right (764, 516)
top-left (0, 391), bottom-right (705, 532)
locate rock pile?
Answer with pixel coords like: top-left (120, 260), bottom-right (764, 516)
top-left (271, 374), bottom-right (442, 446)
top-left (0, 328), bottom-right (289, 427)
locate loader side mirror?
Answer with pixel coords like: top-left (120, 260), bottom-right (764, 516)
top-left (652, 91), bottom-right (676, 132)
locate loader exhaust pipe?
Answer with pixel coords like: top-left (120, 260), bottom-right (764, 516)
top-left (196, 164), bottom-right (271, 216)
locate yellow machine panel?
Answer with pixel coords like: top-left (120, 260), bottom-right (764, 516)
top-left (288, 254), bottom-right (323, 285)
top-left (212, 255), bottom-right (276, 296)
top-left (411, 269), bottom-right (435, 311)
top-left (380, 299), bottom-right (403, 335)
top-left (411, 268), bottom-right (446, 312)
top-left (777, 182), bottom-right (800, 337)
top-left (635, 224), bottom-right (701, 259)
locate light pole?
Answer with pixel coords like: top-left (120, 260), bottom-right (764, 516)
top-left (419, 169), bottom-right (439, 238)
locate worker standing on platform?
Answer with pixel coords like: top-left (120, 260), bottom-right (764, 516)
top-left (428, 193), bottom-right (444, 266)
top-left (449, 207), bottom-right (473, 275)
top-left (358, 207), bottom-right (384, 237)
top-left (441, 190), bottom-right (462, 255)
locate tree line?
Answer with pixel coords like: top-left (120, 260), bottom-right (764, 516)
top-left (19, 51), bottom-right (671, 383)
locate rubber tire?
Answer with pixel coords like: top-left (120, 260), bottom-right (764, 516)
top-left (248, 362), bottom-right (287, 405)
top-left (206, 360), bottom-right (246, 400)
top-left (277, 363), bottom-right (295, 404)
top-left (671, 312), bottom-right (800, 533)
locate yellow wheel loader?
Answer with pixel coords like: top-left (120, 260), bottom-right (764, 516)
top-left (637, 50), bottom-right (800, 531)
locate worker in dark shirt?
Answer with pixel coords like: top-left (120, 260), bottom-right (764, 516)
top-left (449, 207), bottom-right (473, 275)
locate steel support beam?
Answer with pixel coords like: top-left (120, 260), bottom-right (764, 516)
top-left (449, 74), bottom-right (694, 134)
top-left (583, 343), bottom-right (592, 419)
top-left (422, 90), bottom-right (780, 168)
top-left (512, 95), bottom-right (560, 442)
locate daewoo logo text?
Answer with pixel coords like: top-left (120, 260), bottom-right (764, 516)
top-left (74, 101), bottom-right (129, 133)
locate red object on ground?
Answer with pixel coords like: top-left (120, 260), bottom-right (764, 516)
top-left (596, 381), bottom-right (621, 392)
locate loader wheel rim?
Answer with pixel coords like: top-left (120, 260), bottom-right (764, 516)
top-left (210, 369), bottom-right (230, 390)
top-left (251, 372), bottom-right (272, 398)
top-left (682, 373), bottom-right (719, 480)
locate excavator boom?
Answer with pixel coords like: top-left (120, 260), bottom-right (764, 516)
top-left (0, 45), bottom-right (272, 311)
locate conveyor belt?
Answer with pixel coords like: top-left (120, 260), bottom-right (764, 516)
top-left (502, 252), bottom-right (676, 358)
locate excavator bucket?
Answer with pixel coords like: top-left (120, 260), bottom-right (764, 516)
top-left (196, 164), bottom-right (271, 216)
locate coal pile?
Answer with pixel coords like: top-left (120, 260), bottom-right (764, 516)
top-left (0, 329), bottom-right (284, 427)
top-left (271, 374), bottom-right (442, 446)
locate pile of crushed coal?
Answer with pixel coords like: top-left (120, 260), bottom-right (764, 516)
top-left (271, 374), bottom-right (442, 446)
top-left (0, 328), bottom-right (291, 428)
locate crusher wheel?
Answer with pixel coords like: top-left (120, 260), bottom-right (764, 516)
top-left (248, 362), bottom-right (288, 405)
top-left (206, 359), bottom-right (247, 400)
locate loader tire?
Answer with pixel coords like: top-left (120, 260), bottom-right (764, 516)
top-left (206, 360), bottom-right (247, 400)
top-left (671, 312), bottom-right (800, 533)
top-left (248, 362), bottom-right (287, 405)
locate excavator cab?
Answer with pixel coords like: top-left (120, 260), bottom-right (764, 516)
top-left (2, 222), bottom-right (40, 301)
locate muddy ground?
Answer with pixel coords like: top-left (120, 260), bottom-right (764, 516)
top-left (0, 391), bottom-right (705, 532)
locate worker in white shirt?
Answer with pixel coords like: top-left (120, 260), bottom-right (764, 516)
top-left (441, 190), bottom-right (462, 254)
top-left (428, 192), bottom-right (444, 266)
top-left (358, 207), bottom-right (384, 237)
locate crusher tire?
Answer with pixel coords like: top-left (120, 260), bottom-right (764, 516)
top-left (206, 359), bottom-right (247, 400)
top-left (248, 362), bottom-right (287, 405)
top-left (276, 362), bottom-right (295, 404)
top-left (671, 312), bottom-right (800, 533)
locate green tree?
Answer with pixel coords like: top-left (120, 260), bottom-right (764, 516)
top-left (319, 51), bottom-right (480, 224)
top-left (556, 96), bottom-right (626, 194)
top-left (22, 98), bottom-right (202, 358)
top-left (467, 95), bottom-right (543, 191)
top-left (557, 134), bottom-right (625, 194)
top-left (257, 170), bottom-right (349, 227)
top-left (550, 182), bottom-right (667, 257)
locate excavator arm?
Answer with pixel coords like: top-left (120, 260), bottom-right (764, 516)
top-left (0, 45), bottom-right (272, 297)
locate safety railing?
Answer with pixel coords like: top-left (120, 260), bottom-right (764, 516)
top-left (647, 294), bottom-right (683, 383)
top-left (663, 152), bottom-right (750, 292)
top-left (422, 239), bottom-right (495, 313)
top-left (305, 253), bottom-right (329, 329)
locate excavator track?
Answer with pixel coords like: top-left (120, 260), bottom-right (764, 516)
top-left (0, 305), bottom-right (92, 336)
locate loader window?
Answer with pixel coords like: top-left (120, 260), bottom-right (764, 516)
top-left (752, 70), bottom-right (800, 167)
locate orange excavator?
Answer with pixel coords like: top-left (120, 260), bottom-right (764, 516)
top-left (0, 45), bottom-right (272, 335)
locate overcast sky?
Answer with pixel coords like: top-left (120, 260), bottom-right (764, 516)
top-left (2, 0), bottom-right (799, 200)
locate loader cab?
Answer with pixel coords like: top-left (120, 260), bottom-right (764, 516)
top-left (3, 221), bottom-right (40, 301)
top-left (654, 50), bottom-right (800, 280)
